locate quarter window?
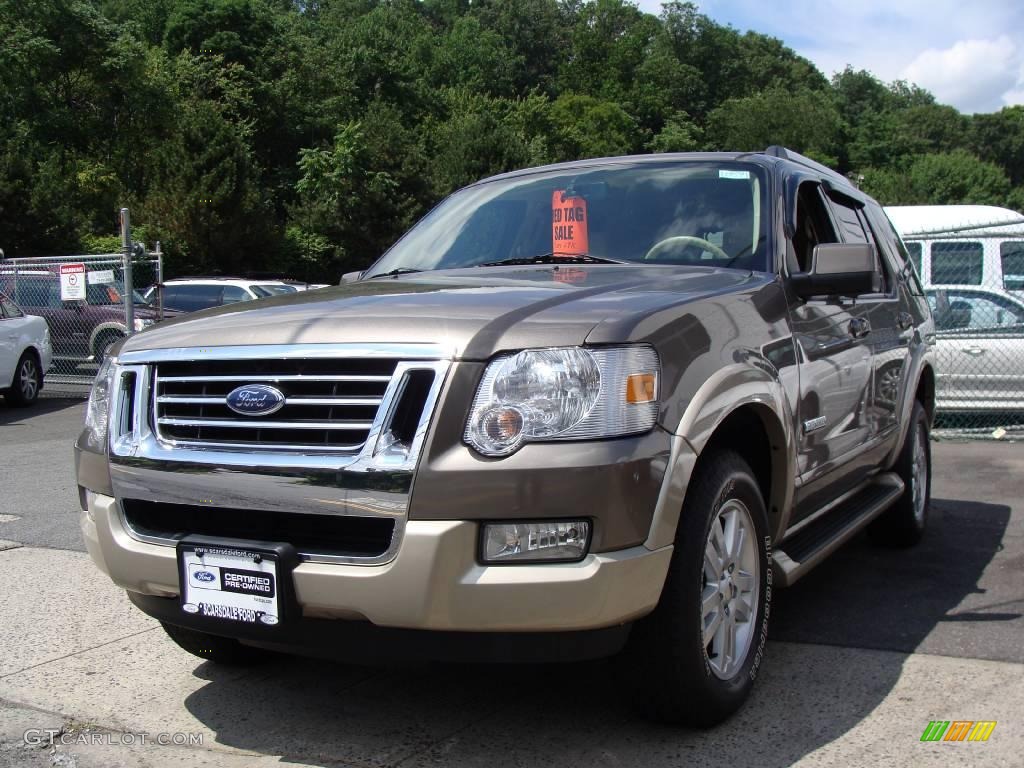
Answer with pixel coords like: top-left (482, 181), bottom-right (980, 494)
top-left (1001, 241), bottom-right (1024, 292)
top-left (904, 242), bottom-right (923, 278)
top-left (930, 241), bottom-right (983, 285)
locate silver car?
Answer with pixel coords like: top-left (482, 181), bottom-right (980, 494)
top-left (926, 287), bottom-right (1024, 411)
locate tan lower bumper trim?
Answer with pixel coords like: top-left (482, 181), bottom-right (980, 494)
top-left (83, 493), bottom-right (672, 632)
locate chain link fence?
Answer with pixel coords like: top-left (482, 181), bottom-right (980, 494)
top-left (0, 248), bottom-right (164, 393)
top-left (887, 205), bottom-right (1024, 439)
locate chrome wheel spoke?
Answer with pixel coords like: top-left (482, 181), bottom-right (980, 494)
top-left (720, 615), bottom-right (735, 673)
top-left (733, 570), bottom-right (754, 592)
top-left (704, 540), bottom-right (723, 580)
top-left (701, 584), bottom-right (719, 618)
top-left (703, 606), bottom-right (723, 647)
top-left (733, 594), bottom-right (753, 622)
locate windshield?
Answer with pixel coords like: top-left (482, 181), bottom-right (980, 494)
top-left (257, 284), bottom-right (298, 295)
top-left (364, 161), bottom-right (770, 278)
top-left (86, 282), bottom-right (149, 306)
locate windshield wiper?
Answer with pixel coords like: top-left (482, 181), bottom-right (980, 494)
top-left (478, 253), bottom-right (626, 267)
top-left (365, 268), bottom-right (424, 280)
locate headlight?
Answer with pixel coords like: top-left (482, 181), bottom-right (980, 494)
top-left (464, 346), bottom-right (660, 457)
top-left (133, 318), bottom-right (153, 332)
top-left (83, 357), bottom-right (118, 452)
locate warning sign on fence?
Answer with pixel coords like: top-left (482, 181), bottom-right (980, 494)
top-left (59, 263), bottom-right (86, 301)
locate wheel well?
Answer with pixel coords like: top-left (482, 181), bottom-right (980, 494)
top-left (699, 405), bottom-right (785, 536)
top-left (93, 328), bottom-right (125, 353)
top-left (915, 365), bottom-right (935, 424)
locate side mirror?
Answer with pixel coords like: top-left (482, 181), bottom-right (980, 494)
top-left (790, 243), bottom-right (878, 299)
top-left (341, 271), bottom-right (363, 284)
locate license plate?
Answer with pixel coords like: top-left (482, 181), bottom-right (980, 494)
top-left (178, 544), bottom-right (281, 627)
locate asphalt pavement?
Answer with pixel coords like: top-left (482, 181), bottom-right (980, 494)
top-left (0, 398), bottom-right (1021, 767)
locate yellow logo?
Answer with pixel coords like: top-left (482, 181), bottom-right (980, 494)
top-left (920, 721), bottom-right (996, 742)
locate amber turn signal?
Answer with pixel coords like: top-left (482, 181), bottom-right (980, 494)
top-left (626, 373), bottom-right (657, 404)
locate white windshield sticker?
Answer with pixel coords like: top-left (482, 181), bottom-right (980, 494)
top-left (719, 169), bottom-right (750, 180)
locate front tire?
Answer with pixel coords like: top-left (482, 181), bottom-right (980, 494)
top-left (5, 352), bottom-right (42, 406)
top-left (619, 450), bottom-right (771, 727)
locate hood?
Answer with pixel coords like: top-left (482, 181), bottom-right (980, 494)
top-left (121, 265), bottom-right (764, 360)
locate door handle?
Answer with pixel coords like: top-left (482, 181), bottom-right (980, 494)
top-left (848, 317), bottom-right (871, 339)
top-left (962, 347), bottom-right (986, 356)
top-left (897, 311), bottom-right (914, 330)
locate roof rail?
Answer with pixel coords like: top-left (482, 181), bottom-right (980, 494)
top-left (168, 275), bottom-right (245, 281)
top-left (764, 146), bottom-right (853, 188)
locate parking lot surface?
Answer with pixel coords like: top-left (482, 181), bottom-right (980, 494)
top-left (1, 399), bottom-right (1021, 767)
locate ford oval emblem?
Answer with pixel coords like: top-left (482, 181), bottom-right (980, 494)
top-left (226, 384), bottom-right (286, 416)
top-left (194, 570), bottom-right (216, 583)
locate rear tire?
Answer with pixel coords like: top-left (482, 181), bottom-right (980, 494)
top-left (618, 450), bottom-right (771, 727)
top-left (160, 622), bottom-right (273, 666)
top-left (868, 400), bottom-right (930, 548)
top-left (5, 352), bottom-right (42, 406)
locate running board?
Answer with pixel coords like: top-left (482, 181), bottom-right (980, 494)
top-left (773, 473), bottom-right (904, 587)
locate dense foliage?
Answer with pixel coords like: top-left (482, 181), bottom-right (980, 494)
top-left (2, 0), bottom-right (1022, 280)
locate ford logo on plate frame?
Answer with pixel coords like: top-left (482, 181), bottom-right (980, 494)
top-left (226, 384), bottom-right (286, 417)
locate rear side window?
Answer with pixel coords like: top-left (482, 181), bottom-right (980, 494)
top-left (930, 242), bottom-right (983, 285)
top-left (904, 242), bottom-right (923, 277)
top-left (221, 286), bottom-right (251, 303)
top-left (1001, 241), bottom-right (1024, 291)
top-left (163, 285), bottom-right (224, 312)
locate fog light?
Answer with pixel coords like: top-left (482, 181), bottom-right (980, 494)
top-left (481, 521), bottom-right (591, 563)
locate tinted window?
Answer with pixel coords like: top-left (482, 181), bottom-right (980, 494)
top-left (904, 242), bottom-right (923, 277)
top-left (221, 286), bottom-right (251, 303)
top-left (928, 290), bottom-right (1024, 330)
top-left (930, 241), bottom-right (983, 285)
top-left (13, 279), bottom-right (54, 307)
top-left (791, 182), bottom-right (838, 272)
top-left (163, 285), bottom-right (224, 312)
top-left (1001, 241), bottom-right (1024, 292)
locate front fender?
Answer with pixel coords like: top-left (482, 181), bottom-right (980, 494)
top-left (645, 362), bottom-right (797, 549)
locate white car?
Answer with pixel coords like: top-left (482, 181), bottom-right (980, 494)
top-left (141, 278), bottom-right (285, 313)
top-left (0, 292), bottom-right (52, 406)
top-left (925, 287), bottom-right (1024, 411)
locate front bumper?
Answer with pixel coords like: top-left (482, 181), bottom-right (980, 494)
top-left (82, 491), bottom-right (673, 633)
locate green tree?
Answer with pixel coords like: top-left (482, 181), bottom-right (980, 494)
top-left (706, 88), bottom-right (843, 165)
top-left (862, 150), bottom-right (1014, 206)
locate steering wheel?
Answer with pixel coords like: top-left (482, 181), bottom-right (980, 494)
top-left (643, 235), bottom-right (731, 262)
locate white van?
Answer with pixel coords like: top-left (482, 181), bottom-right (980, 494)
top-left (885, 205), bottom-right (1024, 298)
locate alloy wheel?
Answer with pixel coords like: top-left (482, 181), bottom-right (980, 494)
top-left (701, 498), bottom-right (760, 679)
top-left (19, 358), bottom-right (39, 401)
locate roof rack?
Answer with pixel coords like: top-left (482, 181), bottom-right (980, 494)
top-left (763, 146), bottom-right (853, 189)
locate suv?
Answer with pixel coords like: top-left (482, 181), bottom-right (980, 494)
top-left (76, 148), bottom-right (935, 726)
top-left (0, 271), bottom-right (168, 363)
top-left (143, 278), bottom-right (291, 312)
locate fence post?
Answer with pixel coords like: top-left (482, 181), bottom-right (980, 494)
top-left (120, 208), bottom-right (134, 334)
top-left (155, 240), bottom-right (164, 320)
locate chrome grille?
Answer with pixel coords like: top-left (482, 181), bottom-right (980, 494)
top-left (153, 357), bottom-right (399, 452)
